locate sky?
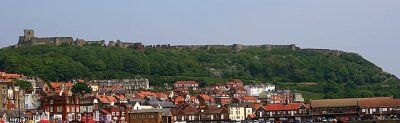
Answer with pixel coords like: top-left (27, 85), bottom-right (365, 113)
top-left (0, 0), bottom-right (399, 77)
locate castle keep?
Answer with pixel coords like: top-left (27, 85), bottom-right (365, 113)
top-left (16, 29), bottom-right (347, 56)
top-left (18, 29), bottom-right (74, 46)
top-left (18, 29), bottom-right (106, 47)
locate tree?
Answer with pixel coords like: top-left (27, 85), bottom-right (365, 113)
top-left (15, 80), bottom-right (32, 89)
top-left (71, 82), bottom-right (92, 95)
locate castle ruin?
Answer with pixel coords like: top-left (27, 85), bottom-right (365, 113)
top-left (15, 29), bottom-right (347, 56)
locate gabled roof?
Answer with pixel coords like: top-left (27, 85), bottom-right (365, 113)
top-left (174, 96), bottom-right (185, 103)
top-left (97, 95), bottom-right (110, 103)
top-left (264, 103), bottom-right (306, 111)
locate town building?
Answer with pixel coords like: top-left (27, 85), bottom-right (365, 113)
top-left (229, 87), bottom-right (247, 98)
top-left (358, 97), bottom-right (400, 120)
top-left (92, 78), bottom-right (150, 93)
top-left (232, 96), bottom-right (259, 103)
top-left (229, 103), bottom-right (253, 122)
top-left (254, 103), bottom-right (309, 122)
top-left (172, 106), bottom-right (230, 122)
top-left (244, 83), bottom-right (275, 96)
top-left (174, 81), bottom-right (199, 91)
top-left (259, 90), bottom-right (294, 104)
top-left (311, 98), bottom-right (360, 121)
top-left (40, 95), bottom-right (80, 122)
top-left (128, 109), bottom-right (173, 123)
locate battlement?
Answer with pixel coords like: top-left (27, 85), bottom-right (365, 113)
top-left (15, 29), bottom-right (348, 56)
top-left (300, 48), bottom-right (351, 56)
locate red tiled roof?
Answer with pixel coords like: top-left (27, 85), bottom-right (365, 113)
top-left (50, 82), bottom-right (73, 88)
top-left (115, 95), bottom-right (126, 100)
top-left (107, 96), bottom-right (117, 102)
top-left (98, 95), bottom-right (110, 103)
top-left (174, 96), bottom-right (185, 103)
top-left (248, 114), bottom-right (256, 118)
top-left (198, 94), bottom-right (213, 101)
top-left (175, 81), bottom-right (198, 85)
top-left (264, 103), bottom-right (305, 111)
top-left (135, 91), bottom-right (156, 98)
top-left (241, 96), bottom-right (257, 100)
top-left (190, 96), bottom-right (197, 101)
top-left (3, 73), bottom-right (21, 79)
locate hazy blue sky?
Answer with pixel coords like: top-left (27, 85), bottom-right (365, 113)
top-left (1, 0), bottom-right (399, 77)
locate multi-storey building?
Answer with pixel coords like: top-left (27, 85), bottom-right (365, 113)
top-left (259, 90), bottom-right (294, 104)
top-left (172, 106), bottom-right (229, 123)
top-left (174, 81), bottom-right (199, 91)
top-left (229, 103), bottom-right (253, 122)
top-left (41, 95), bottom-right (80, 122)
top-left (128, 109), bottom-right (173, 123)
top-left (255, 103), bottom-right (309, 122)
top-left (92, 78), bottom-right (150, 93)
top-left (244, 83), bottom-right (275, 96)
top-left (229, 87), bottom-right (247, 98)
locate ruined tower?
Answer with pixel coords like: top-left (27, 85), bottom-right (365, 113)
top-left (24, 29), bottom-right (34, 39)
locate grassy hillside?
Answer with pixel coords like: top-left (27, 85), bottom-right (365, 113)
top-left (0, 44), bottom-right (398, 98)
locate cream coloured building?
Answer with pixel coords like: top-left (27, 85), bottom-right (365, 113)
top-left (229, 103), bottom-right (253, 122)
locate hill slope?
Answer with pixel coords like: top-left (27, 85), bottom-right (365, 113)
top-left (0, 45), bottom-right (398, 98)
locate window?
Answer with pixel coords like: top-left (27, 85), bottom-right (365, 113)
top-left (50, 107), bottom-right (53, 112)
top-left (116, 112), bottom-right (119, 116)
top-left (149, 115), bottom-right (154, 118)
top-left (142, 115), bottom-right (145, 118)
top-left (122, 112), bottom-right (125, 116)
top-left (112, 112), bottom-right (115, 116)
top-left (76, 107), bottom-right (79, 112)
top-left (72, 107), bottom-right (75, 112)
top-left (362, 109), bottom-right (366, 112)
top-left (383, 108), bottom-right (388, 111)
top-left (57, 106), bottom-right (62, 113)
top-left (67, 107), bottom-right (70, 112)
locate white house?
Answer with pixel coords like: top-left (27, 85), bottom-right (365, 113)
top-left (33, 110), bottom-right (50, 123)
top-left (244, 83), bottom-right (275, 96)
top-left (132, 102), bottom-right (154, 110)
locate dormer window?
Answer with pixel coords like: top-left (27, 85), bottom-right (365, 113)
top-left (50, 100), bottom-right (54, 104)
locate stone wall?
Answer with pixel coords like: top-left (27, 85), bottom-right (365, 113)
top-left (15, 29), bottom-right (348, 57)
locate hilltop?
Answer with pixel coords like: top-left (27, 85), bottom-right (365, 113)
top-left (0, 44), bottom-right (399, 99)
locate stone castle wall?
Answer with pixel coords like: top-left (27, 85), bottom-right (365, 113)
top-left (15, 29), bottom-right (347, 56)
